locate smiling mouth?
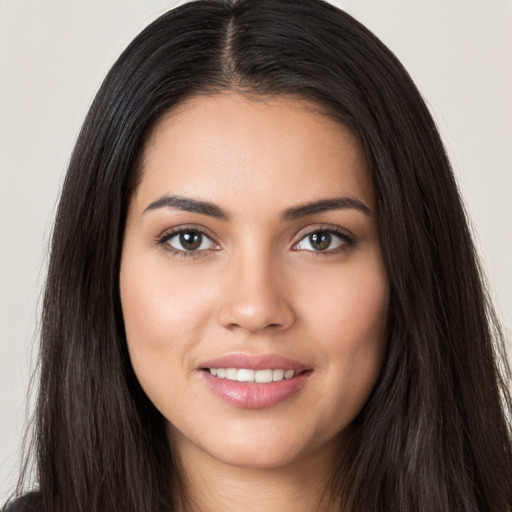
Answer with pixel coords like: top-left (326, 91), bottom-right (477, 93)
top-left (200, 364), bottom-right (312, 408)
top-left (205, 368), bottom-right (303, 383)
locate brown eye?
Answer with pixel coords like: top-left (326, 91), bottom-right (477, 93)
top-left (164, 229), bottom-right (216, 253)
top-left (309, 232), bottom-right (331, 251)
top-left (179, 231), bottom-right (202, 250)
top-left (295, 229), bottom-right (349, 252)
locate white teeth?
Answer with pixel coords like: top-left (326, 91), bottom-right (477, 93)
top-left (226, 368), bottom-right (238, 380)
top-left (208, 368), bottom-right (297, 382)
top-left (237, 369), bottom-right (255, 382)
top-left (272, 369), bottom-right (284, 381)
top-left (255, 369), bottom-right (273, 383)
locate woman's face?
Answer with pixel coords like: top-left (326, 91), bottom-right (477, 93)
top-left (120, 94), bottom-right (389, 470)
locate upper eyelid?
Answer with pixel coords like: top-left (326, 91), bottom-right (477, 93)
top-left (295, 223), bottom-right (354, 240)
top-left (159, 224), bottom-right (217, 241)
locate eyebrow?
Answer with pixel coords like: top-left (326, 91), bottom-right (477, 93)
top-left (144, 195), bottom-right (230, 220)
top-left (281, 197), bottom-right (371, 220)
top-left (143, 194), bottom-right (371, 221)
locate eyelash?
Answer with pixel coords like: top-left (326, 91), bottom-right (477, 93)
top-left (293, 225), bottom-right (355, 255)
top-left (157, 224), bottom-right (355, 258)
top-left (157, 226), bottom-right (219, 258)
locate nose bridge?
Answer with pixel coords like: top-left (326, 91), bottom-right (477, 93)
top-left (218, 243), bottom-right (294, 333)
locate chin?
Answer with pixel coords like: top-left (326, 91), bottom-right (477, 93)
top-left (212, 443), bottom-right (302, 470)
top-left (183, 421), bottom-right (346, 473)
top-left (169, 419), bottom-right (316, 470)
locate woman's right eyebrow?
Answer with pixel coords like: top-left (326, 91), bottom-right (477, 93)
top-left (143, 194), bottom-right (230, 220)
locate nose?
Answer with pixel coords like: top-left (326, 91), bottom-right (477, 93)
top-left (217, 251), bottom-right (295, 334)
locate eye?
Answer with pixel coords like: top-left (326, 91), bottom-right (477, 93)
top-left (294, 229), bottom-right (352, 252)
top-left (161, 228), bottom-right (218, 253)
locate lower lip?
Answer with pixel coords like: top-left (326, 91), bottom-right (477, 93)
top-left (201, 370), bottom-right (311, 409)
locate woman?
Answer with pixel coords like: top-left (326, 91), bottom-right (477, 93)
top-left (5, 0), bottom-right (512, 510)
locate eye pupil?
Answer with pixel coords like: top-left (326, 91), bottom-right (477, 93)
top-left (180, 231), bottom-right (202, 250)
top-left (310, 232), bottom-right (331, 251)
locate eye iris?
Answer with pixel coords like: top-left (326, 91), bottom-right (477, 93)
top-left (310, 232), bottom-right (331, 251)
top-left (179, 231), bottom-right (202, 250)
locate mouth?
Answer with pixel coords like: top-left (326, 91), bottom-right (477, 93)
top-left (198, 354), bottom-right (312, 409)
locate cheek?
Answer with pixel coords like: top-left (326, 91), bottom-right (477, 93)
top-left (119, 253), bottom-right (215, 383)
top-left (301, 253), bottom-right (389, 407)
top-left (306, 252), bottom-right (388, 347)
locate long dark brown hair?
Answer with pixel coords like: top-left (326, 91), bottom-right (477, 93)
top-left (6, 0), bottom-right (512, 511)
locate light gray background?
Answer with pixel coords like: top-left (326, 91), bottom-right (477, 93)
top-left (1, 0), bottom-right (511, 500)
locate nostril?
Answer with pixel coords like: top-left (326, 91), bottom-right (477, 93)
top-left (218, 296), bottom-right (296, 333)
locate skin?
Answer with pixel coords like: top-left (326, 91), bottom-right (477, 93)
top-left (120, 93), bottom-right (389, 511)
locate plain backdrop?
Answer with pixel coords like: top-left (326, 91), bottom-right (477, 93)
top-left (1, 0), bottom-right (511, 500)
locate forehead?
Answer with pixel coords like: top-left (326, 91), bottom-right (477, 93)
top-left (133, 93), bottom-right (374, 215)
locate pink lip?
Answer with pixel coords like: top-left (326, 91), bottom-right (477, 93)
top-left (199, 353), bottom-right (309, 372)
top-left (198, 353), bottom-right (312, 409)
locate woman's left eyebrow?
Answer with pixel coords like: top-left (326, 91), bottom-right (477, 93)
top-left (281, 197), bottom-right (372, 220)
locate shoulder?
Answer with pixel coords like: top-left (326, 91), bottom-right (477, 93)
top-left (2, 492), bottom-right (42, 512)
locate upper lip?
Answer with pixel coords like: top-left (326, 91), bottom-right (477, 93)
top-left (199, 353), bottom-right (310, 372)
